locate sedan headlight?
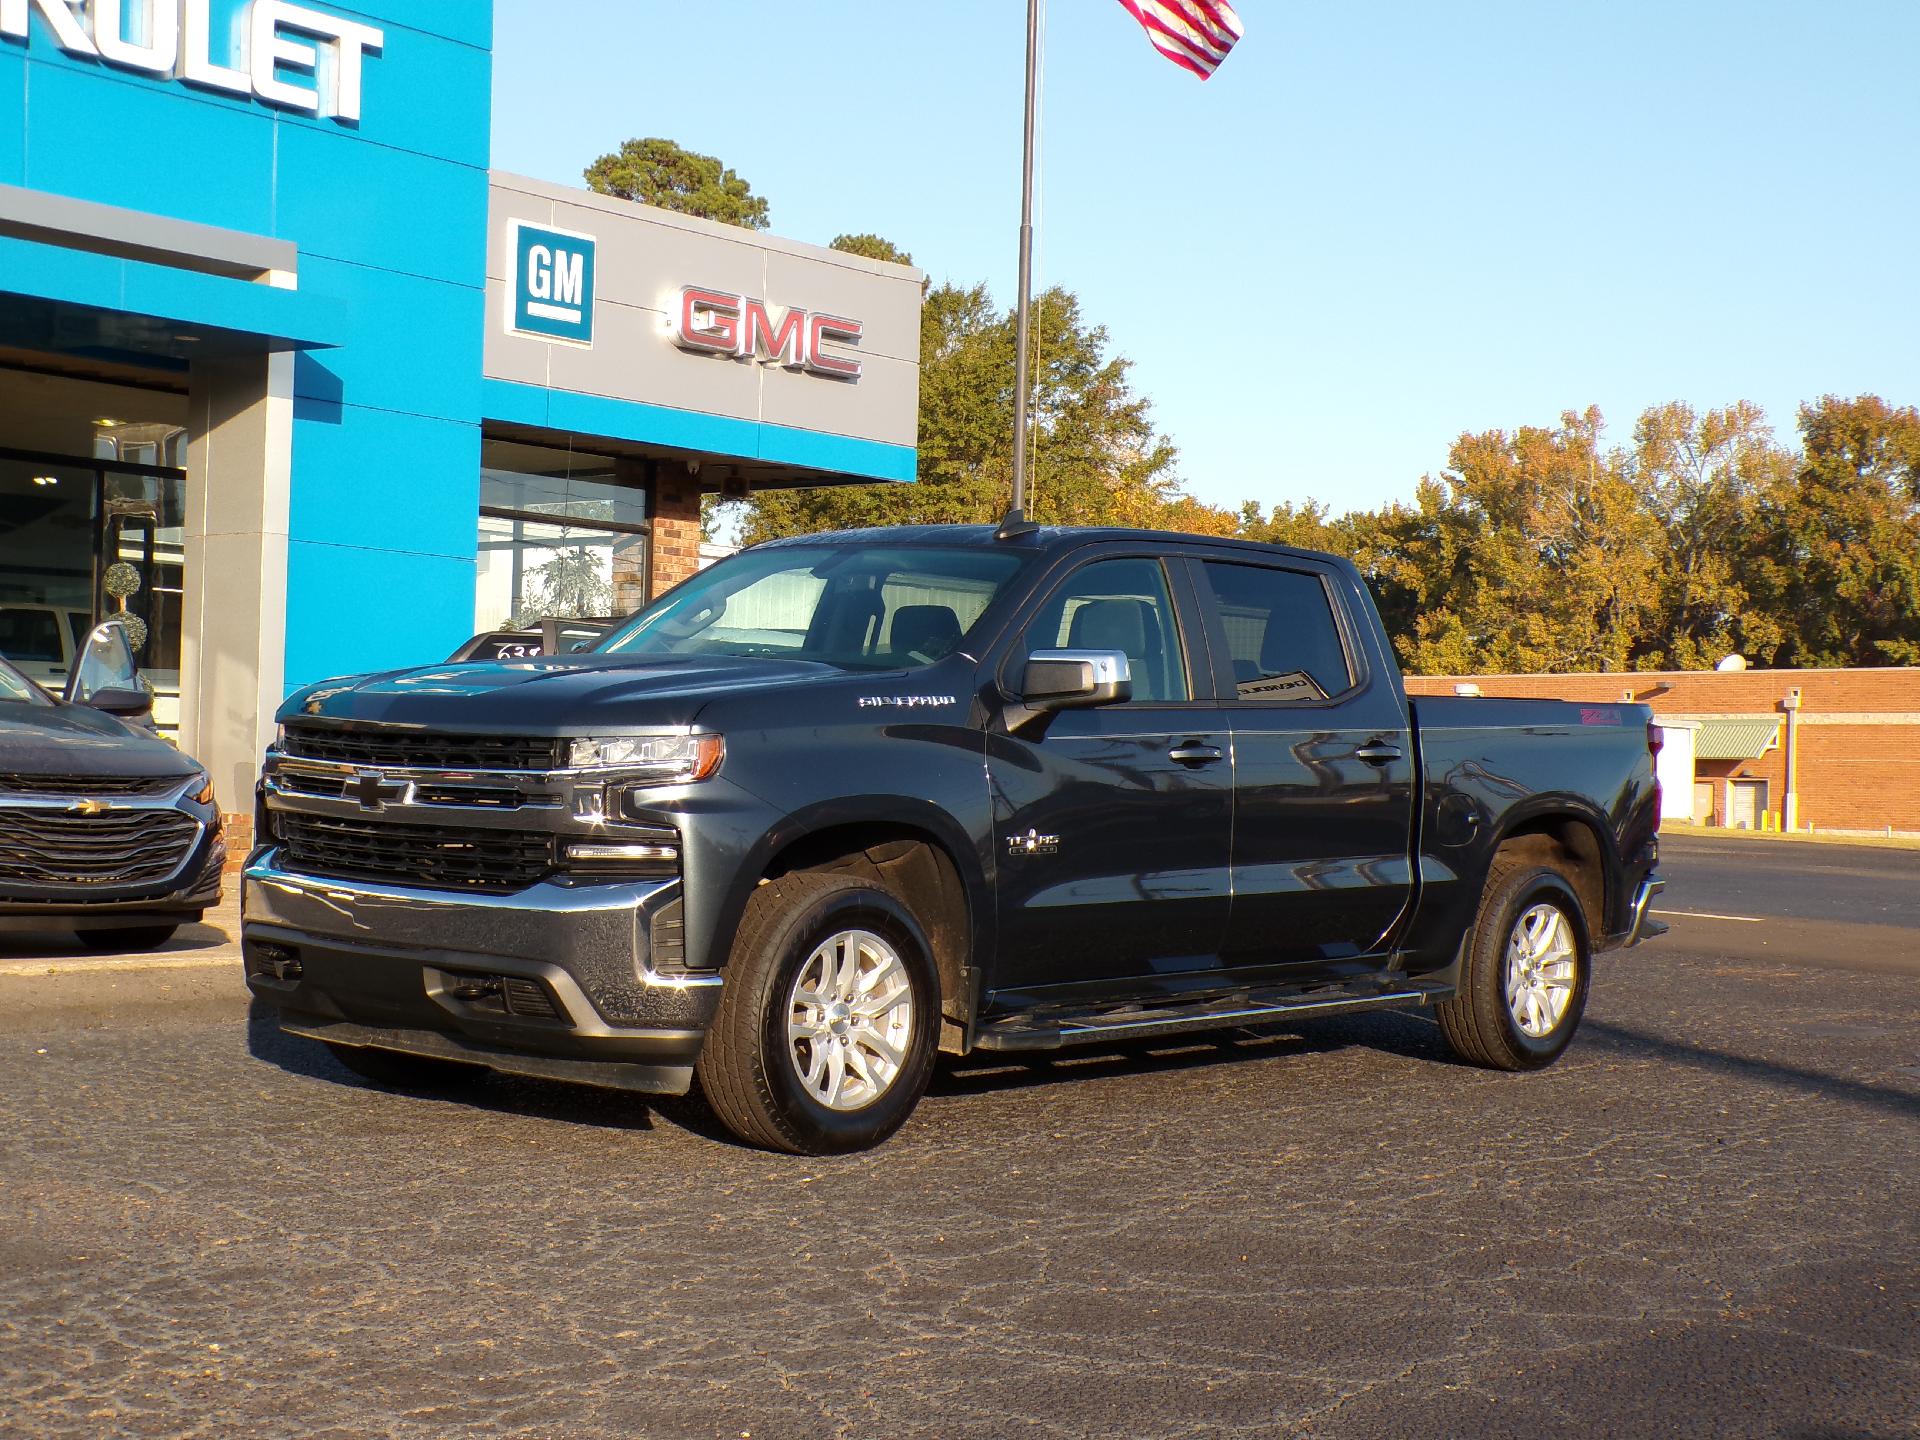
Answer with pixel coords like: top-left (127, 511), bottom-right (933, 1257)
top-left (567, 733), bottom-right (724, 782)
top-left (190, 770), bottom-right (216, 806)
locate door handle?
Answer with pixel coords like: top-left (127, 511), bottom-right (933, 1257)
top-left (1354, 741), bottom-right (1403, 765)
top-left (1168, 742), bottom-right (1224, 765)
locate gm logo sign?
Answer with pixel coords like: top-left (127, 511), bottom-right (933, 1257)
top-left (508, 222), bottom-right (596, 346)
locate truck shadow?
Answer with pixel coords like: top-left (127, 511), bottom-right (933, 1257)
top-left (244, 999), bottom-right (661, 1133)
top-left (1579, 1019), bottom-right (1920, 1120)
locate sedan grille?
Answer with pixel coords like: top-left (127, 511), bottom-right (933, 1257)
top-left (0, 807), bottom-right (199, 890)
top-left (0, 773), bottom-right (186, 797)
top-left (281, 722), bottom-right (564, 773)
top-left (277, 813), bottom-right (555, 894)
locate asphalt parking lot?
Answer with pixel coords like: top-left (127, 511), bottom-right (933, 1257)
top-left (2, 832), bottom-right (1915, 1439)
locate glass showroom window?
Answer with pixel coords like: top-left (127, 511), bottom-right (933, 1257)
top-left (476, 439), bottom-right (650, 631)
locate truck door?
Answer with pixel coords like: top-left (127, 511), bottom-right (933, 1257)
top-left (1189, 558), bottom-right (1416, 972)
top-left (987, 554), bottom-right (1232, 995)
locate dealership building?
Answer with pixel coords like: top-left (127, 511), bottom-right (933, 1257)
top-left (0, 1), bottom-right (922, 838)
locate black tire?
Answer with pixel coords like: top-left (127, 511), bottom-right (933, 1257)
top-left (1436, 856), bottom-right (1592, 1071)
top-left (322, 1041), bottom-right (482, 1090)
top-left (74, 924), bottom-right (181, 952)
top-left (696, 870), bottom-right (939, 1155)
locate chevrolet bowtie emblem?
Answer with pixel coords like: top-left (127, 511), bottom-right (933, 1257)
top-left (1008, 828), bottom-right (1059, 858)
top-left (352, 771), bottom-right (408, 811)
top-left (67, 798), bottom-right (112, 817)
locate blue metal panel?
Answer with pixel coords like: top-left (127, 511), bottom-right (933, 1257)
top-left (0, 46), bottom-right (22, 186)
top-left (757, 423), bottom-right (918, 484)
top-left (293, 258), bottom-right (484, 422)
top-left (325, 1), bottom-right (494, 52)
top-left (284, 541), bottom-right (477, 686)
top-left (275, 127), bottom-right (485, 285)
top-left (0, 234), bottom-right (344, 347)
top-left (22, 62), bottom-right (278, 233)
top-left (288, 405), bottom-right (480, 562)
top-left (481, 379), bottom-right (918, 485)
top-left (347, 20), bottom-right (492, 171)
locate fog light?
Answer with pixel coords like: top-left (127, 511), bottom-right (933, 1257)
top-left (565, 842), bottom-right (679, 865)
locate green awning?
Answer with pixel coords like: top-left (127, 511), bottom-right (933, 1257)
top-left (1692, 718), bottom-right (1781, 761)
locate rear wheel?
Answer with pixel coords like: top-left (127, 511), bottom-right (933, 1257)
top-left (696, 870), bottom-right (938, 1154)
top-left (1436, 856), bottom-right (1592, 1071)
top-left (74, 924), bottom-right (180, 952)
top-left (322, 1042), bottom-right (481, 1090)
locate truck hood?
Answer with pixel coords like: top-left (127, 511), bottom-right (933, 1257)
top-left (283, 653), bottom-right (882, 731)
top-left (0, 700), bottom-right (200, 778)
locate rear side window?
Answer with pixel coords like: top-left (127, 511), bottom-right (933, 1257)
top-left (1200, 562), bottom-right (1352, 701)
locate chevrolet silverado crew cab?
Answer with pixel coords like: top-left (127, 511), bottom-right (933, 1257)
top-left (244, 525), bottom-right (1665, 1154)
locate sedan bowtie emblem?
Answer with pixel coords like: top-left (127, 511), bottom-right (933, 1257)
top-left (66, 798), bottom-right (112, 817)
top-left (1008, 828), bottom-right (1059, 858)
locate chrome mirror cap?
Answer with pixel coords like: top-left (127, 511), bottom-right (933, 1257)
top-left (1021, 648), bottom-right (1133, 710)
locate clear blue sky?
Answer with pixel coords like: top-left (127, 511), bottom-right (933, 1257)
top-left (491, 1), bottom-right (1920, 516)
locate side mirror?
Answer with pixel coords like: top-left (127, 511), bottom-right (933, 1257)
top-left (85, 685), bottom-right (155, 718)
top-left (1021, 648), bottom-right (1132, 711)
top-left (65, 620), bottom-right (147, 707)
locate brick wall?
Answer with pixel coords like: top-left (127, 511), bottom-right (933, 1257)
top-left (647, 467), bottom-right (703, 599)
top-left (1404, 667), bottom-right (1920, 832)
top-left (221, 811), bottom-right (253, 877)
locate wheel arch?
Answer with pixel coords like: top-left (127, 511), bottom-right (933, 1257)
top-left (696, 797), bottom-right (988, 1049)
top-left (1485, 798), bottom-right (1619, 943)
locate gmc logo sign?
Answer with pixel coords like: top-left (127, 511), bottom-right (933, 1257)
top-left (673, 287), bottom-right (863, 382)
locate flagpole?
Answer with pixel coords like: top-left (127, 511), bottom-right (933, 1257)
top-left (1009, 0), bottom-right (1041, 523)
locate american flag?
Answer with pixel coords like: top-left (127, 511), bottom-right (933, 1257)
top-left (1114, 0), bottom-right (1245, 79)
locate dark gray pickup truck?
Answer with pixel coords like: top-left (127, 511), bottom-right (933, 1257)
top-left (243, 525), bottom-right (1665, 1153)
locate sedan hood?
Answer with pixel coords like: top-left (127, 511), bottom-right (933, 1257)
top-left (0, 700), bottom-right (200, 778)
top-left (283, 652), bottom-right (880, 731)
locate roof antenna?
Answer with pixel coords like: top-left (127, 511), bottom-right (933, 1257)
top-left (995, 505), bottom-right (1038, 541)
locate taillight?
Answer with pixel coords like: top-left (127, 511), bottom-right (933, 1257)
top-left (1647, 720), bottom-right (1664, 758)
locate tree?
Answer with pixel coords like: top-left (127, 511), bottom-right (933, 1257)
top-left (1625, 401), bottom-right (1791, 669)
top-left (1376, 409), bottom-right (1664, 675)
top-left (829, 233), bottom-right (913, 266)
top-left (583, 138), bottom-right (769, 229)
top-left (1755, 394), bottom-right (1920, 665)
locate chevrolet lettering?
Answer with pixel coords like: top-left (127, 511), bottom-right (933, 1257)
top-left (0, 0), bottom-right (384, 122)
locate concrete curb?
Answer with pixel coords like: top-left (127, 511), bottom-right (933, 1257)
top-left (1661, 824), bottom-right (1920, 852)
top-left (0, 956), bottom-right (249, 1033)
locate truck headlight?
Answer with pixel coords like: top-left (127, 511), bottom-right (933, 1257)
top-left (567, 733), bottom-right (724, 782)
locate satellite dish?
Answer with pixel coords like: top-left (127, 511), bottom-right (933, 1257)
top-left (1715, 654), bottom-right (1748, 672)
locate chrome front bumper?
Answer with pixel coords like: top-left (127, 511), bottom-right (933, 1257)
top-left (1623, 876), bottom-right (1667, 946)
top-left (241, 852), bottom-right (722, 1086)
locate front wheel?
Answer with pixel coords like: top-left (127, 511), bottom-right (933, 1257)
top-left (1436, 857), bottom-right (1592, 1071)
top-left (696, 870), bottom-right (939, 1154)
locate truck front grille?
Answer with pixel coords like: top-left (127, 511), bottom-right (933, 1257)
top-left (277, 813), bottom-right (555, 894)
top-left (281, 722), bottom-right (565, 773)
top-left (0, 807), bottom-right (199, 890)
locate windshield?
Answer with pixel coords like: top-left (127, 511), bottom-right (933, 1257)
top-left (0, 654), bottom-right (50, 706)
top-left (596, 544), bottom-right (1026, 670)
